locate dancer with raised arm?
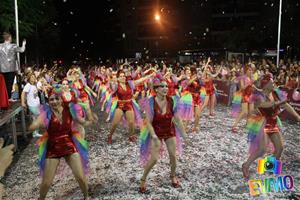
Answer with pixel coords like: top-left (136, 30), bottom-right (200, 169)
top-left (241, 74), bottom-right (300, 179)
top-left (107, 69), bottom-right (156, 144)
top-left (199, 57), bottom-right (220, 118)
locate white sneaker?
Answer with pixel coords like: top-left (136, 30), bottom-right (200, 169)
top-left (33, 131), bottom-right (42, 138)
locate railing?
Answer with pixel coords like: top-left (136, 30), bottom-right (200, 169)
top-left (0, 102), bottom-right (27, 151)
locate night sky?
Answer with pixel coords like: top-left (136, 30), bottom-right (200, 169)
top-left (50, 0), bottom-right (300, 62)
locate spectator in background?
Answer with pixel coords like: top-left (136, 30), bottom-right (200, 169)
top-left (21, 73), bottom-right (42, 137)
top-left (11, 83), bottom-right (19, 101)
top-left (228, 70), bottom-right (238, 106)
top-left (0, 32), bottom-right (26, 100)
top-left (285, 74), bottom-right (298, 89)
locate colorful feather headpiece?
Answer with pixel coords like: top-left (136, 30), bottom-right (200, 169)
top-left (48, 84), bottom-right (63, 97)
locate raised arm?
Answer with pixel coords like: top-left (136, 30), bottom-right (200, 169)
top-left (256, 99), bottom-right (286, 109)
top-left (188, 75), bottom-right (198, 85)
top-left (203, 57), bottom-right (211, 71)
top-left (282, 103), bottom-right (300, 121)
top-left (133, 72), bottom-right (156, 86)
top-left (15, 39), bottom-right (26, 53)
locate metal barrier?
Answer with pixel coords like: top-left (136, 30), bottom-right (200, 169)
top-left (0, 102), bottom-right (27, 151)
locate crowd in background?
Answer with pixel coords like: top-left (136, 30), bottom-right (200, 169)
top-left (16, 57), bottom-right (300, 98)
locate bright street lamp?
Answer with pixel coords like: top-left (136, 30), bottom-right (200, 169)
top-left (154, 14), bottom-right (161, 22)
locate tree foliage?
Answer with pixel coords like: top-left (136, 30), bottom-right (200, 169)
top-left (0, 0), bottom-right (61, 63)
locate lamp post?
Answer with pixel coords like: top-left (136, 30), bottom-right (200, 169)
top-left (14, 0), bottom-right (20, 66)
top-left (276, 0), bottom-right (282, 68)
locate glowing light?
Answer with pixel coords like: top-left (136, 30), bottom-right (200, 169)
top-left (155, 14), bottom-right (161, 21)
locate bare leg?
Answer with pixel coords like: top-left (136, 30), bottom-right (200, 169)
top-left (165, 137), bottom-right (178, 184)
top-left (233, 103), bottom-right (248, 128)
top-left (193, 106), bottom-right (201, 133)
top-left (101, 99), bottom-right (106, 111)
top-left (124, 110), bottom-right (135, 137)
top-left (65, 153), bottom-right (89, 199)
top-left (242, 133), bottom-right (267, 178)
top-left (209, 95), bottom-right (216, 115)
top-left (109, 109), bottom-right (123, 137)
top-left (39, 159), bottom-right (60, 200)
top-left (140, 138), bottom-right (161, 188)
top-left (182, 120), bottom-right (187, 133)
top-left (199, 96), bottom-right (209, 114)
top-left (85, 102), bottom-right (94, 121)
top-left (247, 103), bottom-right (254, 122)
top-left (268, 133), bottom-right (284, 160)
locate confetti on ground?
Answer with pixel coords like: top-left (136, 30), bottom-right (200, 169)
top-left (3, 105), bottom-right (300, 200)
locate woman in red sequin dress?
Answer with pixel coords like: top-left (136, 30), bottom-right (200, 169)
top-left (179, 67), bottom-right (203, 133)
top-left (61, 79), bottom-right (87, 139)
top-left (108, 70), bottom-right (155, 144)
top-left (70, 69), bottom-right (97, 122)
top-left (199, 58), bottom-right (219, 117)
top-left (29, 90), bottom-right (90, 200)
top-left (232, 66), bottom-right (255, 132)
top-left (164, 68), bottom-right (181, 97)
top-left (241, 74), bottom-right (300, 179)
top-left (139, 79), bottom-right (188, 193)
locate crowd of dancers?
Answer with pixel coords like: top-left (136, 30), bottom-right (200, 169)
top-left (19, 59), bottom-right (300, 199)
